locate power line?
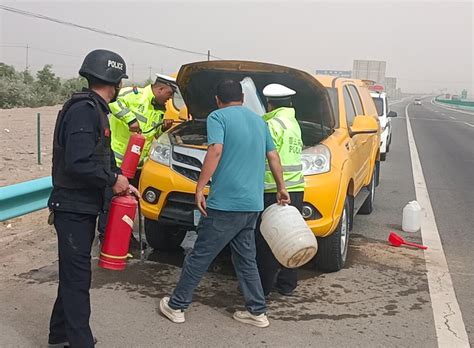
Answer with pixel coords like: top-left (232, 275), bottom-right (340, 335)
top-left (0, 44), bottom-right (27, 48)
top-left (2, 45), bottom-right (90, 59)
top-left (0, 4), bottom-right (223, 59)
top-left (3, 46), bottom-right (178, 71)
top-left (2, 46), bottom-right (176, 76)
top-left (3, 59), bottom-right (80, 69)
top-left (30, 46), bottom-right (82, 58)
top-left (0, 42), bottom-right (27, 46)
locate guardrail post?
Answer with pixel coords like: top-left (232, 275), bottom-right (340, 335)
top-left (37, 112), bottom-right (41, 165)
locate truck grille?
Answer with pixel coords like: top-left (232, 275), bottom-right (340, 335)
top-left (171, 146), bottom-right (205, 183)
top-left (172, 165), bottom-right (200, 182)
top-left (172, 151), bottom-right (202, 169)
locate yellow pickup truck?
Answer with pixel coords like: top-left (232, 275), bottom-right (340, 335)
top-left (139, 61), bottom-right (380, 272)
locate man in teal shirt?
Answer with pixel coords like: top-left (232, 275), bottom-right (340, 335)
top-left (159, 80), bottom-right (290, 328)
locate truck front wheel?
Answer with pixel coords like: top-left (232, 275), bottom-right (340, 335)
top-left (314, 197), bottom-right (351, 272)
top-left (144, 218), bottom-right (185, 251)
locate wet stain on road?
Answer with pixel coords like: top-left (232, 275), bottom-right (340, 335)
top-left (18, 234), bottom-right (431, 324)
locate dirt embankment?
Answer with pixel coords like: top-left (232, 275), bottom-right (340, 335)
top-left (1, 105), bottom-right (61, 186)
top-left (1, 106), bottom-right (61, 279)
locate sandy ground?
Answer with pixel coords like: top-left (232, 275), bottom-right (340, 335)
top-left (0, 105), bottom-right (60, 292)
top-left (0, 105), bottom-right (60, 186)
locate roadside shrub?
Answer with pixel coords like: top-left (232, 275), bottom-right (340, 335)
top-left (0, 63), bottom-right (121, 109)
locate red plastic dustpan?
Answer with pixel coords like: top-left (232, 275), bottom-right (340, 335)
top-left (388, 232), bottom-right (427, 250)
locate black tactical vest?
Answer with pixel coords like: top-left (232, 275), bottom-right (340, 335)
top-left (52, 92), bottom-right (111, 189)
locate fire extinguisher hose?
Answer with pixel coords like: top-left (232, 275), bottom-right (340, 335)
top-left (141, 121), bottom-right (164, 135)
top-left (138, 200), bottom-right (145, 262)
top-left (140, 120), bottom-right (177, 135)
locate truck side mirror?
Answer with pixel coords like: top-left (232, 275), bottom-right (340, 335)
top-left (350, 115), bottom-right (379, 137)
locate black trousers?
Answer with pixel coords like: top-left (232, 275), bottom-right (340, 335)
top-left (49, 211), bottom-right (96, 347)
top-left (256, 191), bottom-right (304, 296)
top-left (98, 170), bottom-right (141, 239)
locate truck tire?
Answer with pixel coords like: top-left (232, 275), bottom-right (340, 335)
top-left (314, 197), bottom-right (351, 272)
top-left (144, 218), bottom-right (185, 251)
top-left (359, 167), bottom-right (376, 215)
top-left (374, 160), bottom-right (380, 187)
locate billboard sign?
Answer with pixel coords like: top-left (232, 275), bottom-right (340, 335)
top-left (315, 69), bottom-right (352, 78)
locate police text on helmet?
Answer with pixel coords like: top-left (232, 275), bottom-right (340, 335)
top-left (108, 60), bottom-right (124, 71)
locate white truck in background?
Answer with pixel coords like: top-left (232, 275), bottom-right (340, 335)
top-left (371, 91), bottom-right (397, 160)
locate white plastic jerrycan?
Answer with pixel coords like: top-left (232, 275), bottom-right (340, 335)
top-left (402, 200), bottom-right (422, 233)
top-left (260, 203), bottom-right (318, 268)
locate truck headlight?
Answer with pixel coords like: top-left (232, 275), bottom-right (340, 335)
top-left (149, 134), bottom-right (171, 166)
top-left (301, 144), bottom-right (331, 175)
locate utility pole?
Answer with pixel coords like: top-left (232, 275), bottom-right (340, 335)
top-left (148, 66), bottom-right (152, 81)
top-left (207, 50), bottom-right (210, 61)
top-left (131, 63), bottom-right (135, 83)
top-left (25, 44), bottom-right (29, 71)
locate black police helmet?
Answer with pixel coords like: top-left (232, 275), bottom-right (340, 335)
top-left (79, 49), bottom-right (128, 85)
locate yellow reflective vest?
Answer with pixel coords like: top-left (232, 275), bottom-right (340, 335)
top-left (109, 85), bottom-right (165, 169)
top-left (263, 107), bottom-right (304, 192)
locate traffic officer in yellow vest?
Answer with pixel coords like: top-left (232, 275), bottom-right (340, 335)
top-left (97, 74), bottom-right (177, 242)
top-left (256, 83), bottom-right (305, 297)
top-left (109, 73), bottom-right (177, 179)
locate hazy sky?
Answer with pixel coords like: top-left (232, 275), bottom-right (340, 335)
top-left (1, 0), bottom-right (472, 94)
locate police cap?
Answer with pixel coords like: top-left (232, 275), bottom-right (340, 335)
top-left (263, 83), bottom-right (296, 100)
top-left (155, 73), bottom-right (178, 93)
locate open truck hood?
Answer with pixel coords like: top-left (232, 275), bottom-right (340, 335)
top-left (176, 60), bottom-right (335, 130)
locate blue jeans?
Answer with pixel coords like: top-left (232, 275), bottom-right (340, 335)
top-left (169, 209), bottom-right (267, 315)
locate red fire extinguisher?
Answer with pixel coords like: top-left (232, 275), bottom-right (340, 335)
top-left (121, 133), bottom-right (145, 179)
top-left (99, 195), bottom-right (138, 271)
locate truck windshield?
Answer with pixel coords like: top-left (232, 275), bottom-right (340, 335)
top-left (372, 97), bottom-right (384, 116)
top-left (326, 87), bottom-right (339, 128)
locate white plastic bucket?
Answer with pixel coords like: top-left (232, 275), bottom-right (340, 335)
top-left (260, 203), bottom-right (318, 268)
top-left (402, 200), bottom-right (422, 233)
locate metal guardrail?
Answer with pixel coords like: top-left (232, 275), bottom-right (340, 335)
top-left (0, 176), bottom-right (52, 222)
top-left (435, 97), bottom-right (474, 109)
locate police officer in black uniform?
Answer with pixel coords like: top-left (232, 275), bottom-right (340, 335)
top-left (47, 49), bottom-right (132, 348)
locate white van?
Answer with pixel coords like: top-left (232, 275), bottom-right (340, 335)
top-left (371, 91), bottom-right (397, 160)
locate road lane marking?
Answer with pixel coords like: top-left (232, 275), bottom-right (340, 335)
top-left (449, 116), bottom-right (456, 120)
top-left (405, 117), bottom-right (464, 124)
top-left (405, 103), bottom-right (469, 347)
top-left (464, 122), bottom-right (474, 128)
